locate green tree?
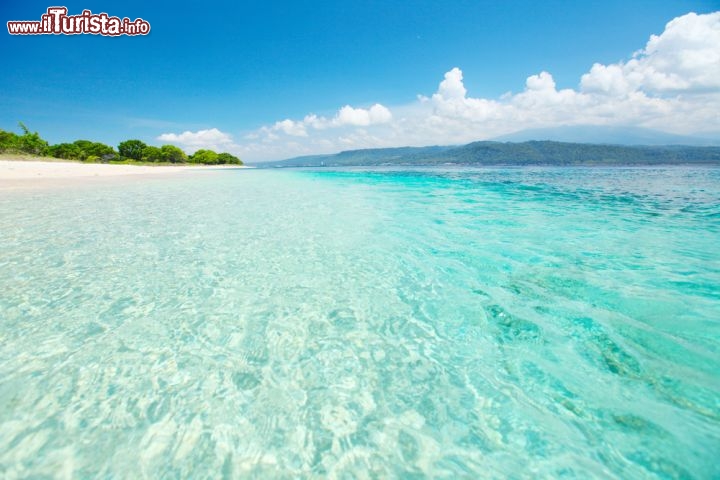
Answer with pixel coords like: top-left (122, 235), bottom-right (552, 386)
top-left (160, 144), bottom-right (187, 163)
top-left (190, 149), bottom-right (219, 164)
top-left (87, 142), bottom-right (115, 160)
top-left (216, 152), bottom-right (243, 165)
top-left (46, 143), bottom-right (82, 160)
top-left (72, 140), bottom-right (115, 161)
top-left (118, 139), bottom-right (147, 161)
top-left (16, 122), bottom-right (48, 155)
top-left (72, 140), bottom-right (94, 158)
top-left (141, 145), bottom-right (163, 162)
top-left (0, 130), bottom-right (20, 152)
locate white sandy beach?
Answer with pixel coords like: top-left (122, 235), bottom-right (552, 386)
top-left (0, 159), bottom-right (246, 190)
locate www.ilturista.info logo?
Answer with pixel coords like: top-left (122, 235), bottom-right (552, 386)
top-left (7, 7), bottom-right (150, 36)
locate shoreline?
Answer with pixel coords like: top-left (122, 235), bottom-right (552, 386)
top-left (0, 158), bottom-right (247, 191)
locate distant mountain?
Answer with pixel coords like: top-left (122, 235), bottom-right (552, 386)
top-left (492, 125), bottom-right (720, 146)
top-left (260, 145), bottom-right (453, 168)
top-left (256, 140), bottom-right (720, 168)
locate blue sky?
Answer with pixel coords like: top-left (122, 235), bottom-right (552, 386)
top-left (1, 1), bottom-right (719, 161)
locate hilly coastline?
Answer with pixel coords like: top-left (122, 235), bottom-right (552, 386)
top-left (257, 141), bottom-right (720, 168)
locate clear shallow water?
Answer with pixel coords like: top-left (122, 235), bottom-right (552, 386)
top-left (0, 166), bottom-right (719, 478)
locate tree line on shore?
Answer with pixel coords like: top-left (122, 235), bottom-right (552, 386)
top-left (0, 123), bottom-right (242, 165)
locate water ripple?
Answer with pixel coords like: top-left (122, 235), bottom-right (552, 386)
top-left (1, 167), bottom-right (718, 478)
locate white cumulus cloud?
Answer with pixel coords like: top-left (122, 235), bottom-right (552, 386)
top-left (157, 128), bottom-right (237, 153)
top-left (265, 105), bottom-right (392, 135)
top-left (581, 11), bottom-right (720, 95)
top-left (272, 119), bottom-right (308, 137)
top-left (336, 104), bottom-right (393, 126)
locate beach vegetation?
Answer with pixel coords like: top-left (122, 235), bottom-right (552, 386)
top-left (189, 149), bottom-right (219, 164)
top-left (185, 150), bottom-right (242, 165)
top-left (1, 123), bottom-right (243, 166)
top-left (216, 152), bottom-right (243, 165)
top-left (46, 143), bottom-right (82, 159)
top-left (141, 146), bottom-right (163, 162)
top-left (45, 140), bottom-right (116, 161)
top-left (17, 122), bottom-right (49, 155)
top-left (160, 145), bottom-right (188, 163)
top-left (118, 139), bottom-right (147, 161)
top-left (73, 140), bottom-right (116, 160)
top-left (0, 130), bottom-right (19, 152)
top-left (0, 123), bottom-right (48, 155)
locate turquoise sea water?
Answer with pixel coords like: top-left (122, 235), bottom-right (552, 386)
top-left (0, 167), bottom-right (719, 478)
